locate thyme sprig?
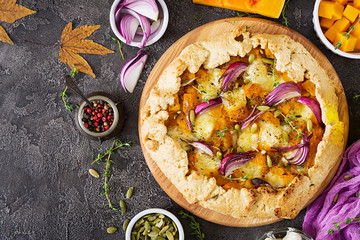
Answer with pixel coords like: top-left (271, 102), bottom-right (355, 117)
top-left (335, 18), bottom-right (360, 50)
top-left (267, 59), bottom-right (280, 87)
top-left (328, 215), bottom-right (360, 235)
top-left (179, 210), bottom-right (205, 240)
top-left (353, 94), bottom-right (360, 102)
top-left (216, 127), bottom-right (229, 140)
top-left (70, 64), bottom-right (79, 78)
top-left (236, 12), bottom-right (261, 18)
top-left (112, 37), bottom-right (125, 60)
top-left (59, 86), bottom-right (73, 112)
top-left (228, 174), bottom-right (248, 181)
top-left (191, 86), bottom-right (210, 103)
top-left (281, 112), bottom-right (304, 139)
top-left (281, 0), bottom-right (291, 27)
top-left (92, 139), bottom-right (132, 212)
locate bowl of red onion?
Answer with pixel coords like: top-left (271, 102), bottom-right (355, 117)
top-left (110, 0), bottom-right (169, 48)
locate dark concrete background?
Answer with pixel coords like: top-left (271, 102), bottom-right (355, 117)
top-left (0, 0), bottom-right (359, 239)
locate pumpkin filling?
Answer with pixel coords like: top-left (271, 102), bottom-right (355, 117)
top-left (165, 48), bottom-right (324, 191)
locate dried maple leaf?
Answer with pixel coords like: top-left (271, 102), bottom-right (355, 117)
top-left (0, 0), bottom-right (36, 44)
top-left (59, 22), bottom-right (114, 78)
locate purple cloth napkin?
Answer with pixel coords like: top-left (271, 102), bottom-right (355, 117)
top-left (303, 140), bottom-right (360, 240)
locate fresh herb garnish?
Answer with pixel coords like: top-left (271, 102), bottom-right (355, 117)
top-left (191, 86), bottom-right (211, 103)
top-left (335, 18), bottom-right (360, 50)
top-left (267, 59), bottom-right (280, 87)
top-left (193, 15), bottom-right (200, 21)
top-left (112, 37), bottom-right (125, 60)
top-left (228, 174), bottom-right (248, 181)
top-left (216, 127), bottom-right (229, 140)
top-left (70, 64), bottom-right (79, 78)
top-left (353, 94), bottom-right (360, 102)
top-left (59, 86), bottom-right (73, 112)
top-left (328, 215), bottom-right (360, 235)
top-left (281, 0), bottom-right (291, 27)
top-left (281, 112), bottom-right (304, 139)
top-left (179, 210), bottom-right (205, 240)
top-left (91, 139), bottom-right (132, 212)
top-left (236, 12), bottom-right (260, 18)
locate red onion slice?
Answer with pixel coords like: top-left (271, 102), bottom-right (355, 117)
top-left (190, 142), bottom-right (213, 156)
top-left (283, 133), bottom-right (311, 165)
top-left (120, 15), bottom-right (139, 44)
top-left (251, 178), bottom-right (273, 188)
top-left (297, 97), bottom-right (325, 128)
top-left (272, 134), bottom-right (313, 152)
top-left (220, 152), bottom-right (255, 177)
top-left (241, 82), bottom-right (301, 129)
top-left (136, 19), bottom-right (161, 36)
top-left (117, 8), bottom-right (151, 48)
top-left (265, 82), bottom-right (301, 106)
top-left (219, 62), bottom-right (248, 91)
top-left (123, 0), bottom-right (159, 21)
top-left (194, 98), bottom-right (222, 116)
top-left (120, 51), bottom-right (148, 93)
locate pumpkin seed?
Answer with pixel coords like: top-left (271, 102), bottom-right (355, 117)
top-left (155, 237), bottom-right (166, 240)
top-left (282, 130), bottom-right (289, 143)
top-left (158, 214), bottom-right (165, 219)
top-left (237, 147), bottom-right (244, 153)
top-left (261, 58), bottom-right (274, 65)
top-left (243, 78), bottom-right (251, 84)
top-left (147, 215), bottom-right (157, 222)
top-left (145, 236), bottom-right (149, 240)
top-left (88, 168), bottom-right (100, 178)
top-left (269, 107), bottom-right (276, 111)
top-left (123, 219), bottom-right (130, 231)
top-left (278, 161), bottom-right (284, 168)
top-left (126, 187), bottom-right (134, 199)
top-left (344, 175), bottom-right (355, 180)
top-left (158, 225), bottom-right (169, 235)
top-left (257, 105), bottom-right (270, 111)
top-left (145, 221), bottom-right (151, 232)
top-left (216, 151), bottom-right (223, 159)
top-left (248, 53), bottom-right (255, 64)
top-left (107, 226), bottom-right (117, 234)
top-left (132, 235), bottom-right (136, 240)
top-left (333, 193), bottom-right (339, 205)
top-left (266, 155), bottom-right (272, 168)
top-left (307, 119), bottom-right (313, 132)
top-left (173, 113), bottom-right (179, 120)
top-left (251, 123), bottom-right (258, 133)
top-left (189, 110), bottom-right (195, 126)
top-left (274, 110), bottom-right (282, 118)
top-left (166, 231), bottom-right (174, 240)
top-left (151, 226), bottom-right (160, 233)
top-left (148, 231), bottom-right (158, 237)
top-left (120, 200), bottom-right (127, 213)
top-left (285, 163), bottom-right (291, 171)
top-left (234, 124), bottom-right (240, 131)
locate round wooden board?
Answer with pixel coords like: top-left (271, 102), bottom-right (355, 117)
top-left (138, 18), bottom-right (349, 227)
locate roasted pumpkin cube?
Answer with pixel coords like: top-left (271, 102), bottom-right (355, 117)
top-left (319, 1), bottom-right (335, 19)
top-left (343, 4), bottom-right (360, 22)
top-left (334, 32), bottom-right (357, 51)
top-left (355, 37), bottom-right (360, 49)
top-left (351, 22), bottom-right (360, 37)
top-left (332, 0), bottom-right (348, 5)
top-left (333, 2), bottom-right (345, 19)
top-left (325, 25), bottom-right (340, 42)
top-left (354, 0), bottom-right (360, 9)
top-left (320, 17), bottom-right (336, 29)
top-left (333, 18), bottom-right (351, 31)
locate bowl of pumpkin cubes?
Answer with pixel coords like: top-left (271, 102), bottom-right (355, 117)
top-left (313, 0), bottom-right (360, 58)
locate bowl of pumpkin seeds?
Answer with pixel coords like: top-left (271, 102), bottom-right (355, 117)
top-left (125, 208), bottom-right (184, 240)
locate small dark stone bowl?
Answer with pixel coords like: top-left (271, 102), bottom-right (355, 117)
top-left (75, 92), bottom-right (124, 141)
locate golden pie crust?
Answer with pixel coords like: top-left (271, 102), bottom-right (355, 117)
top-left (140, 27), bottom-right (345, 219)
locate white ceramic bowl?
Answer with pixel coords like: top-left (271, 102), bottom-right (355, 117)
top-left (110, 0), bottom-right (169, 47)
top-left (258, 227), bottom-right (313, 240)
top-left (125, 208), bottom-right (184, 240)
top-left (313, 0), bottom-right (360, 59)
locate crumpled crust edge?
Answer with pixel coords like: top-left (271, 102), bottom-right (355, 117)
top-left (140, 27), bottom-right (345, 219)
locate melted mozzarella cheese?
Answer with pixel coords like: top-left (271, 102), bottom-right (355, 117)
top-left (258, 121), bottom-right (289, 150)
top-left (244, 59), bottom-right (284, 92)
top-left (193, 112), bottom-right (216, 141)
top-left (167, 127), bottom-right (196, 151)
top-left (287, 104), bottom-right (313, 123)
top-left (222, 88), bottom-right (247, 111)
top-left (194, 151), bottom-right (221, 176)
top-left (237, 126), bottom-right (259, 152)
top-left (197, 68), bottom-right (222, 99)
